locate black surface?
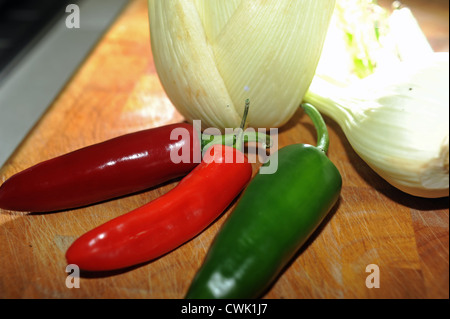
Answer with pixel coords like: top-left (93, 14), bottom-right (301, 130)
top-left (0, 0), bottom-right (78, 77)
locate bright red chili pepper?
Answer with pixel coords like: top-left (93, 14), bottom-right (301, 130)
top-left (0, 123), bottom-right (199, 212)
top-left (65, 144), bottom-right (252, 271)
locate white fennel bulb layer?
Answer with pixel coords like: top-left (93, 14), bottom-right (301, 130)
top-left (305, 53), bottom-right (449, 198)
top-left (148, 0), bottom-right (335, 130)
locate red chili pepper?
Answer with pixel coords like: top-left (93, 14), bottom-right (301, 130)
top-left (65, 144), bottom-right (252, 271)
top-left (0, 123), bottom-right (200, 212)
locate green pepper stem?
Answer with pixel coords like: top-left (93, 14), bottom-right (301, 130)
top-left (301, 103), bottom-right (329, 154)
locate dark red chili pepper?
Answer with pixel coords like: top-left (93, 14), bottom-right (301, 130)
top-left (65, 143), bottom-right (252, 271)
top-left (0, 123), bottom-right (200, 212)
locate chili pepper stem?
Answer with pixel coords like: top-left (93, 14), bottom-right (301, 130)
top-left (234, 99), bottom-right (251, 151)
top-left (200, 99), bottom-right (263, 152)
top-left (301, 103), bottom-right (330, 154)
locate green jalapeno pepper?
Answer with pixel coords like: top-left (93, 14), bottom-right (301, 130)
top-left (185, 103), bottom-right (342, 299)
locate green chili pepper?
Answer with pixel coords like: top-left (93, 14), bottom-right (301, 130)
top-left (185, 103), bottom-right (342, 299)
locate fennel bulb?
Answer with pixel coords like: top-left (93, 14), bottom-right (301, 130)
top-left (148, 0), bottom-right (335, 130)
top-left (305, 52), bottom-right (449, 198)
top-left (304, 0), bottom-right (449, 198)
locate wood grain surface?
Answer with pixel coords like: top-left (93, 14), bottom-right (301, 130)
top-left (0, 0), bottom-right (448, 299)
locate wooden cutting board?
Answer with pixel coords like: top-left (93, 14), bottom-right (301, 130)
top-left (0, 0), bottom-right (448, 299)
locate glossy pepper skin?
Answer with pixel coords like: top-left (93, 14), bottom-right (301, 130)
top-left (186, 104), bottom-right (342, 299)
top-left (0, 123), bottom-right (199, 212)
top-left (65, 144), bottom-right (252, 272)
